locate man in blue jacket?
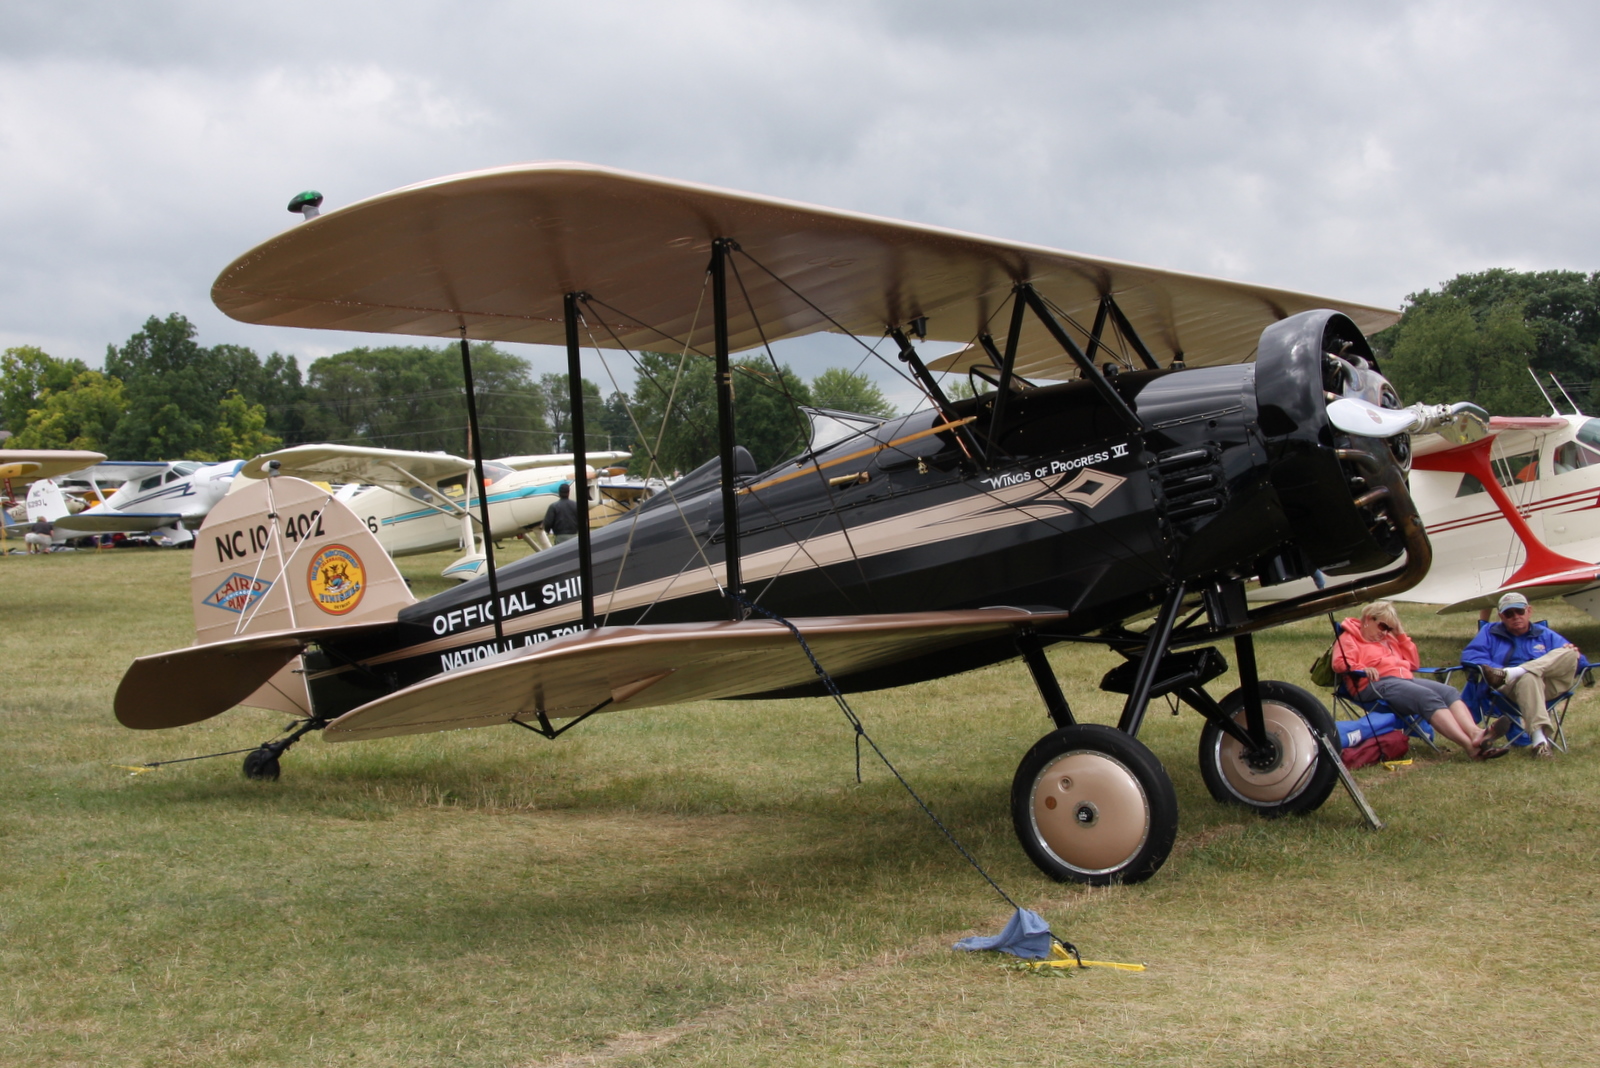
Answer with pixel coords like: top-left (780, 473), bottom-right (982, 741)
top-left (1461, 591), bottom-right (1587, 759)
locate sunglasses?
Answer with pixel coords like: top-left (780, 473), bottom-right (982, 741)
top-left (1501, 607), bottom-right (1528, 617)
top-left (1377, 623), bottom-right (1393, 632)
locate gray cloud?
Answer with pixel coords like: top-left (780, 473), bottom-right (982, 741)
top-left (2, 0), bottom-right (1597, 405)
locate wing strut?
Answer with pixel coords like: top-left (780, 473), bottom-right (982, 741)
top-left (981, 292), bottom-right (1031, 463)
top-left (710, 238), bottom-right (745, 616)
top-left (563, 292), bottom-right (598, 630)
top-left (1104, 294), bottom-right (1162, 371)
top-left (891, 326), bottom-right (978, 461)
top-left (459, 328), bottom-right (506, 652)
top-left (1017, 284), bottom-right (1146, 434)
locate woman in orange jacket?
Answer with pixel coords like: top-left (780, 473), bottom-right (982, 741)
top-left (1332, 601), bottom-right (1490, 757)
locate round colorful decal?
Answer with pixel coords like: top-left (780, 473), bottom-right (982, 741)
top-left (307, 544), bottom-right (367, 615)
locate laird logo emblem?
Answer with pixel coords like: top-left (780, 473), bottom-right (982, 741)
top-left (202, 572), bottom-right (274, 614)
top-left (307, 545), bottom-right (367, 615)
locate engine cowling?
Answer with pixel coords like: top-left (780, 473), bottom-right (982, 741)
top-left (1254, 310), bottom-right (1416, 577)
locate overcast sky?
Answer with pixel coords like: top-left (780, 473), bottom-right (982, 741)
top-left (3, 0), bottom-right (1597, 407)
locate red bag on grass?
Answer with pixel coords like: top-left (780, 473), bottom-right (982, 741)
top-left (1341, 730), bottom-right (1409, 770)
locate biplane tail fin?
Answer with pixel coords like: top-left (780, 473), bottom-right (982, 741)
top-left (112, 476), bottom-right (414, 730)
top-left (190, 474), bottom-right (414, 645)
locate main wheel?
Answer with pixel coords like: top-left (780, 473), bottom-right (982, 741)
top-left (1198, 680), bottom-right (1337, 817)
top-left (243, 748), bottom-right (281, 781)
top-left (1011, 724), bottom-right (1178, 886)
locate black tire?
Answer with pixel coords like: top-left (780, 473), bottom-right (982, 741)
top-left (1011, 723), bottom-right (1178, 886)
top-left (1198, 680), bottom-right (1337, 817)
top-left (242, 748), bottom-right (281, 781)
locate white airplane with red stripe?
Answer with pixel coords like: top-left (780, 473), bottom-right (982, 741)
top-left (1404, 414), bottom-right (1600, 617)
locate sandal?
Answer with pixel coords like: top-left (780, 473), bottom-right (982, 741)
top-left (1477, 744), bottom-right (1511, 760)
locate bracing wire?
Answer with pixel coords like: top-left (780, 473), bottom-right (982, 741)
top-left (728, 250), bottom-right (877, 607)
top-left (728, 591), bottom-right (1079, 961)
top-left (576, 296), bottom-right (728, 610)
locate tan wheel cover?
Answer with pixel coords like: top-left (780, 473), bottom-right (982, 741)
top-left (1215, 701), bottom-right (1318, 803)
top-left (1029, 750), bottom-right (1150, 874)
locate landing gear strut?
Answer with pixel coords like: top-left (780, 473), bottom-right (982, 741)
top-left (1197, 681), bottom-right (1338, 816)
top-left (242, 717), bottom-right (327, 781)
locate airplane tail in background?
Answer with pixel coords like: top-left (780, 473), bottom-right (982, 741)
top-left (24, 479), bottom-right (71, 522)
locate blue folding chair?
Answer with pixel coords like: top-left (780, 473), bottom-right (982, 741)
top-left (1326, 623), bottom-right (1443, 753)
top-left (1457, 620), bottom-right (1584, 753)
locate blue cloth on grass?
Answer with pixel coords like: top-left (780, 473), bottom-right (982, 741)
top-left (953, 907), bottom-right (1054, 960)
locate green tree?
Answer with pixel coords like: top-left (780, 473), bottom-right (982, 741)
top-left (5, 371), bottom-right (128, 451)
top-left (538, 373), bottom-right (609, 454)
top-left (599, 391), bottom-right (637, 456)
top-left (1, 346), bottom-right (89, 434)
top-left (1381, 296), bottom-right (1544, 415)
top-left (942, 377), bottom-right (979, 400)
top-left (106, 315), bottom-right (226, 458)
top-left (209, 392), bottom-right (282, 460)
top-left (1376, 269), bottom-right (1600, 413)
top-left (300, 343), bottom-right (544, 457)
top-left (809, 367), bottom-right (896, 417)
top-left (625, 352), bottom-right (812, 475)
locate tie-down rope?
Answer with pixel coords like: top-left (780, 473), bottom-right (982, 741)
top-left (727, 591), bottom-right (1086, 966)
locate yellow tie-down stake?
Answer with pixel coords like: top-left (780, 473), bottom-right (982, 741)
top-left (1024, 941), bottom-right (1146, 972)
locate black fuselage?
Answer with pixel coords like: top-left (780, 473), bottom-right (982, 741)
top-left (306, 315), bottom-right (1408, 722)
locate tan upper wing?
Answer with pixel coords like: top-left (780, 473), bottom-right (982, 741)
top-left (241, 444), bottom-right (472, 491)
top-left (323, 607), bottom-right (1069, 742)
top-left (495, 451), bottom-right (632, 471)
top-left (213, 162), bottom-right (1397, 377)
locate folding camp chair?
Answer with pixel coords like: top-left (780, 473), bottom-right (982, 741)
top-left (1324, 622), bottom-right (1444, 754)
top-left (1457, 620), bottom-right (1585, 754)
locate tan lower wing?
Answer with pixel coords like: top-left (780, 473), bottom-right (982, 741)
top-left (324, 608), bottom-right (1067, 742)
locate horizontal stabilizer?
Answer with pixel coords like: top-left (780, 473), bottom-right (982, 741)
top-left (1438, 565), bottom-right (1600, 615)
top-left (115, 621), bottom-right (397, 729)
top-left (324, 607), bottom-right (1068, 742)
top-left (58, 512), bottom-right (183, 533)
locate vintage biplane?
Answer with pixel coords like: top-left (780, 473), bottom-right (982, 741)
top-left (240, 444), bottom-right (630, 580)
top-left (115, 162), bottom-right (1482, 886)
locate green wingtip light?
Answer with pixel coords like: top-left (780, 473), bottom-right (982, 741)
top-left (287, 190), bottom-right (325, 219)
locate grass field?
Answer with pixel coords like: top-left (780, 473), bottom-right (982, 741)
top-left (3, 545), bottom-right (1599, 1067)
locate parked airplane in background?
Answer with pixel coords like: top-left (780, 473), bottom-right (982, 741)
top-left (241, 445), bottom-right (630, 580)
top-left (1, 449), bottom-right (106, 542)
top-left (1400, 412), bottom-right (1600, 616)
top-left (50, 460), bottom-right (244, 545)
